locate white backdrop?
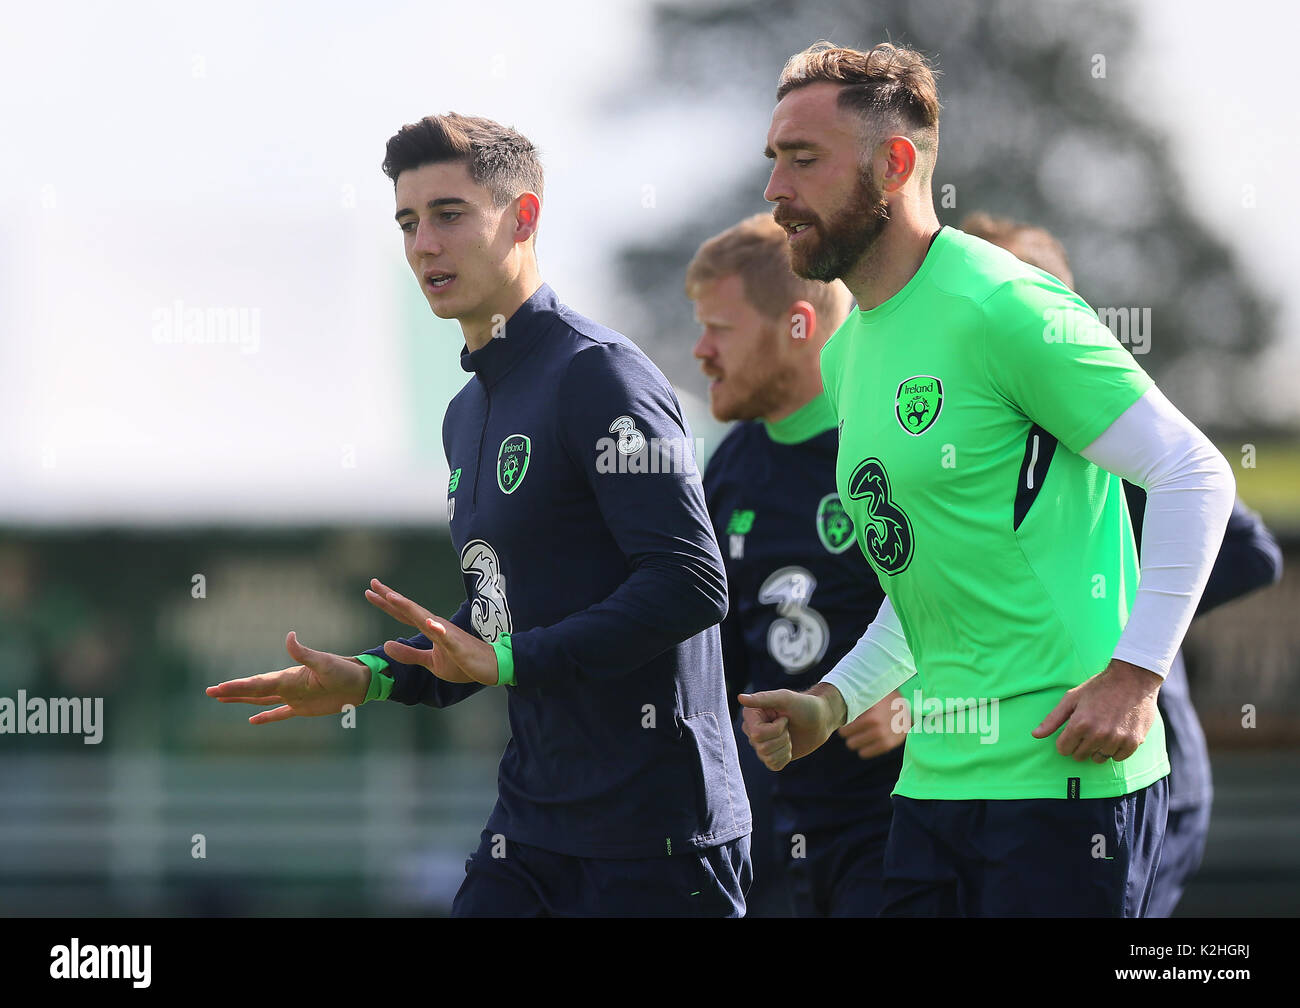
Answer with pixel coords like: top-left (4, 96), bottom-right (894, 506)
top-left (2, 0), bottom-right (1295, 523)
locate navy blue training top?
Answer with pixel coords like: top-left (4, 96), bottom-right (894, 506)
top-left (363, 283), bottom-right (750, 858)
top-left (703, 394), bottom-right (903, 833)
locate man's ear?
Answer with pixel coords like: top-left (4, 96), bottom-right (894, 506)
top-left (789, 300), bottom-right (817, 342)
top-left (880, 135), bottom-right (918, 194)
top-left (514, 192), bottom-right (541, 244)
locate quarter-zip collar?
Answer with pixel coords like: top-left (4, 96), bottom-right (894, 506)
top-left (460, 282), bottom-right (558, 385)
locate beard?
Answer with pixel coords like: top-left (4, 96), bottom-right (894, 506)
top-left (781, 168), bottom-right (890, 282)
top-left (708, 323), bottom-right (793, 422)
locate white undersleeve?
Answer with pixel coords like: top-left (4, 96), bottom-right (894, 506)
top-left (821, 595), bottom-right (916, 724)
top-left (1079, 385), bottom-right (1235, 678)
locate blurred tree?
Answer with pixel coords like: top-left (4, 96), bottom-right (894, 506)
top-left (604, 0), bottom-right (1276, 432)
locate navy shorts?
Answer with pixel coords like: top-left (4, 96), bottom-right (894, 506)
top-left (451, 829), bottom-right (751, 917)
top-left (880, 778), bottom-right (1167, 917)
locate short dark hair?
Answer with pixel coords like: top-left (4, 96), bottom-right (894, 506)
top-left (381, 112), bottom-right (544, 208)
top-left (777, 41), bottom-right (941, 178)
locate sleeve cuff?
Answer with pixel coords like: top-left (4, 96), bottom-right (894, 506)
top-left (819, 598), bottom-right (916, 723)
top-left (491, 634), bottom-right (515, 687)
top-left (355, 654), bottom-right (395, 703)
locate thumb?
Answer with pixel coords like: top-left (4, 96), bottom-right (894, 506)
top-left (285, 631), bottom-right (324, 668)
top-left (423, 616), bottom-right (457, 651)
top-left (738, 691), bottom-right (787, 717)
top-left (384, 639), bottom-right (434, 668)
top-left (1032, 690), bottom-right (1076, 739)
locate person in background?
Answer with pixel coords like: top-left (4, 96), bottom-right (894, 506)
top-left (690, 213), bottom-right (910, 916)
top-left (691, 217), bottom-right (915, 920)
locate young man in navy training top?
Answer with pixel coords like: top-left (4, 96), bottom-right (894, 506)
top-left (961, 211), bottom-right (1285, 916)
top-left (691, 213), bottom-right (910, 916)
top-left (207, 113), bottom-right (751, 917)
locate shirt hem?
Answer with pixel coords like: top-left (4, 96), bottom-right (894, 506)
top-left (892, 760), bottom-right (1170, 800)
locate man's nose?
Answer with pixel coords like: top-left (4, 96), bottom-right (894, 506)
top-left (413, 220), bottom-right (442, 256)
top-left (764, 164), bottom-right (792, 204)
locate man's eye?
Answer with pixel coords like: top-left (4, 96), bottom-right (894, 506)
top-left (440, 211), bottom-right (462, 222)
top-left (793, 158), bottom-right (814, 167)
top-left (399, 221), bottom-right (415, 232)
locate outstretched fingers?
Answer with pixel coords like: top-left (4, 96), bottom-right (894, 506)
top-left (365, 579), bottom-right (431, 631)
top-left (214, 695), bottom-right (286, 706)
top-left (248, 705), bottom-right (299, 725)
top-left (206, 673), bottom-right (284, 700)
top-left (364, 585), bottom-right (406, 624)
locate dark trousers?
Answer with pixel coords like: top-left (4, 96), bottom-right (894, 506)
top-left (786, 814), bottom-right (892, 917)
top-left (451, 829), bottom-right (751, 917)
top-left (880, 779), bottom-right (1167, 917)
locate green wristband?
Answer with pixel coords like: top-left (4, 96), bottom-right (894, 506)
top-left (491, 634), bottom-right (515, 687)
top-left (355, 654), bottom-right (394, 703)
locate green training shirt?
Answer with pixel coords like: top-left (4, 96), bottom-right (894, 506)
top-left (820, 226), bottom-right (1168, 800)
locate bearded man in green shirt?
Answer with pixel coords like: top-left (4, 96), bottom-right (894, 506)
top-left (738, 42), bottom-right (1235, 916)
